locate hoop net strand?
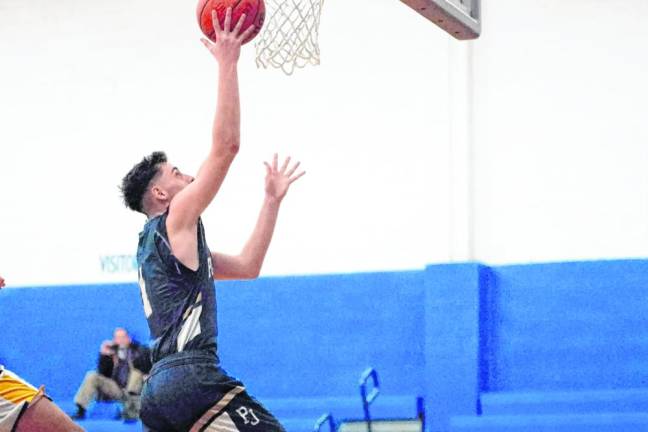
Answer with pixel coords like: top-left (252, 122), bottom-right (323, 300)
top-left (255, 0), bottom-right (325, 75)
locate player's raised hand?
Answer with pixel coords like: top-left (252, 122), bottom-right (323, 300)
top-left (200, 8), bottom-right (256, 65)
top-left (264, 154), bottom-right (305, 203)
top-left (0, 275), bottom-right (5, 289)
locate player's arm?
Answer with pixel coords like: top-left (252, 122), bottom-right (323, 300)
top-left (168, 9), bottom-right (257, 231)
top-left (0, 275), bottom-right (5, 289)
top-left (211, 154), bottom-right (305, 280)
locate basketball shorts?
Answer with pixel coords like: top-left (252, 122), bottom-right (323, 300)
top-left (0, 366), bottom-right (39, 432)
top-left (140, 352), bottom-right (285, 432)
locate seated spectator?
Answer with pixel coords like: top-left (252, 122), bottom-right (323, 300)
top-left (71, 328), bottom-right (151, 421)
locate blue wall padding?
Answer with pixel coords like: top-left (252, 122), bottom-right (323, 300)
top-left (423, 264), bottom-right (484, 432)
top-left (451, 411), bottom-right (648, 432)
top-left (216, 271), bottom-right (425, 398)
top-left (2, 259), bottom-right (647, 432)
top-left (484, 260), bottom-right (648, 392)
top-left (479, 388), bottom-right (648, 416)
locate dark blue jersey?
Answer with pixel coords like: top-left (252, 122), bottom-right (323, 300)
top-left (136, 212), bottom-right (217, 364)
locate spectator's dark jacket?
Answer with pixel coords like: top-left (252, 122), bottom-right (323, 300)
top-left (97, 341), bottom-right (152, 388)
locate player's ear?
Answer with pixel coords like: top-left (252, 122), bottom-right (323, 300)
top-left (151, 185), bottom-right (168, 201)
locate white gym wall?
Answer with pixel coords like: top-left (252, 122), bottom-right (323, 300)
top-left (471, 0), bottom-right (648, 264)
top-left (0, 0), bottom-right (646, 286)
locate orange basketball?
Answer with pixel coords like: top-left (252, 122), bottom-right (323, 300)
top-left (197, 0), bottom-right (265, 45)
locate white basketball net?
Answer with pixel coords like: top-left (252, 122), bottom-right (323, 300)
top-left (255, 0), bottom-right (325, 75)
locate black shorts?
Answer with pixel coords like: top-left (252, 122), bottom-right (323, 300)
top-left (140, 351), bottom-right (285, 432)
top-left (189, 385), bottom-right (286, 432)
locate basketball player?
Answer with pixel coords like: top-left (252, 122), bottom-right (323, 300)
top-left (120, 8), bottom-right (304, 432)
top-left (0, 276), bottom-right (85, 432)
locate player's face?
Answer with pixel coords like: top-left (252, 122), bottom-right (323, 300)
top-left (156, 162), bottom-right (194, 200)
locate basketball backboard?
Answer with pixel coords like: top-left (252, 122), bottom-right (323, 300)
top-left (400, 0), bottom-right (481, 40)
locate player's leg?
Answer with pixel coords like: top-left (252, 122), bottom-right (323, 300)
top-left (0, 368), bottom-right (81, 432)
top-left (0, 367), bottom-right (36, 431)
top-left (15, 388), bottom-right (85, 432)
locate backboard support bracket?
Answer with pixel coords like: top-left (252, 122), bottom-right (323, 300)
top-left (400, 0), bottom-right (481, 40)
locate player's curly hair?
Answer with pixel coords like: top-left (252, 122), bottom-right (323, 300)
top-left (120, 151), bottom-right (167, 214)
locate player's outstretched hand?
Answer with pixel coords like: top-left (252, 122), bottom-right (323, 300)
top-left (200, 7), bottom-right (256, 65)
top-left (0, 275), bottom-right (5, 289)
top-left (264, 154), bottom-right (305, 203)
